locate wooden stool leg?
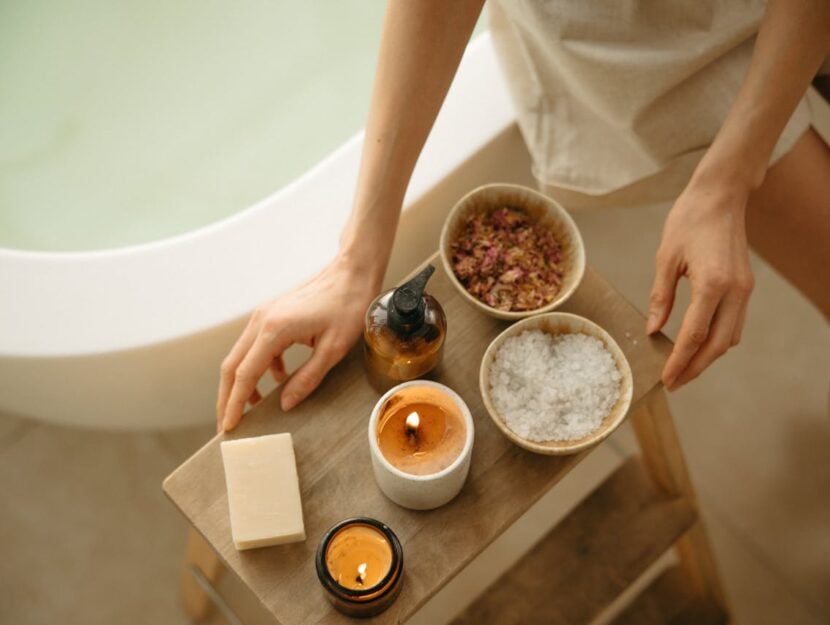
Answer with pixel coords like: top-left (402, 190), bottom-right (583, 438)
top-left (629, 387), bottom-right (729, 614)
top-left (181, 528), bottom-right (226, 621)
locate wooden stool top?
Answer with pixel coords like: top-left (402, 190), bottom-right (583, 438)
top-left (163, 254), bottom-right (672, 625)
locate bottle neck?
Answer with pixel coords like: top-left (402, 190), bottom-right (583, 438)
top-left (386, 264), bottom-right (435, 335)
top-left (387, 296), bottom-right (425, 335)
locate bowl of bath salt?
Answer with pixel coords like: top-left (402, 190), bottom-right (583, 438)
top-left (479, 312), bottom-right (633, 455)
top-left (440, 184), bottom-right (586, 320)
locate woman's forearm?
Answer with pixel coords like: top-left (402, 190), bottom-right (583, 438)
top-left (695, 0), bottom-right (830, 192)
top-left (650, 0), bottom-right (829, 390)
top-left (338, 0), bottom-right (485, 286)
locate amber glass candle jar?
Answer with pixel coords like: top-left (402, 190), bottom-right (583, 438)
top-left (315, 518), bottom-right (404, 618)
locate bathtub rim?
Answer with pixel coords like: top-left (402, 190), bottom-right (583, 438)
top-left (0, 33), bottom-right (517, 359)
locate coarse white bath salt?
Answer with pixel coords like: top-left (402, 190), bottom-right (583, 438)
top-left (489, 330), bottom-right (621, 441)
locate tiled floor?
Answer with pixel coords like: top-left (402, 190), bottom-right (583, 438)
top-left (1, 199), bottom-right (828, 625)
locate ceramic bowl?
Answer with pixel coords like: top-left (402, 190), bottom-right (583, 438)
top-left (439, 183), bottom-right (586, 320)
top-left (479, 312), bottom-right (633, 455)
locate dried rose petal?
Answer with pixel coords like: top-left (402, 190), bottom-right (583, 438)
top-left (450, 206), bottom-right (565, 312)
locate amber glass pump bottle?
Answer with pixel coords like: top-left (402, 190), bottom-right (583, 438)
top-left (363, 264), bottom-right (446, 392)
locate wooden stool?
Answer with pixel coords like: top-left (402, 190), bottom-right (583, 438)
top-left (179, 529), bottom-right (226, 621)
top-left (164, 256), bottom-right (729, 624)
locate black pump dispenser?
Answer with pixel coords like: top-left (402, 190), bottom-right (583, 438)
top-left (388, 264), bottom-right (435, 334)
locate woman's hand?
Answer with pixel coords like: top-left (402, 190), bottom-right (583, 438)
top-left (216, 256), bottom-right (380, 432)
top-left (213, 0), bottom-right (484, 431)
top-left (644, 0), bottom-right (830, 391)
top-left (647, 174), bottom-right (755, 390)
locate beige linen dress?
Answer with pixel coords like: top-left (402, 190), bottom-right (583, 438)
top-left (488, 0), bottom-right (824, 208)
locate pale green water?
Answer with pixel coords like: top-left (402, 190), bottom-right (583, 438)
top-left (1, 1), bottom-right (390, 251)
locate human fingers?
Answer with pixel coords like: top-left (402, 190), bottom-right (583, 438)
top-left (647, 247), bottom-right (680, 334)
top-left (216, 316), bottom-right (259, 431)
top-left (222, 326), bottom-right (294, 432)
top-left (248, 387), bottom-right (263, 406)
top-left (661, 277), bottom-right (725, 389)
top-left (270, 356), bottom-right (288, 385)
top-left (669, 293), bottom-right (743, 389)
top-left (279, 335), bottom-right (349, 412)
top-left (730, 272), bottom-right (753, 346)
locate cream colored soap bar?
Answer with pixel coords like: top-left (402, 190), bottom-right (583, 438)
top-left (221, 433), bottom-right (305, 550)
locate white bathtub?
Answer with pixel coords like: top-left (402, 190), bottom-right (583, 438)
top-left (0, 34), bottom-right (536, 429)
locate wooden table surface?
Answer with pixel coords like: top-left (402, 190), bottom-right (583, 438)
top-left (163, 254), bottom-right (672, 625)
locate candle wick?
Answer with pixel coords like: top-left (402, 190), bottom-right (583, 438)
top-left (405, 411), bottom-right (420, 439)
top-left (356, 562), bottom-right (368, 585)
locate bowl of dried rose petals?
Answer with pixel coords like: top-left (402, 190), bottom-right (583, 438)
top-left (440, 184), bottom-right (586, 319)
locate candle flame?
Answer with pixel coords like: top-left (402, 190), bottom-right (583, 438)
top-left (405, 411), bottom-right (420, 432)
top-left (357, 562), bottom-right (368, 584)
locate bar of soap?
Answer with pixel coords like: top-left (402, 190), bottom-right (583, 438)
top-left (221, 433), bottom-right (306, 550)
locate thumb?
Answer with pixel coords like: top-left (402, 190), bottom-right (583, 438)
top-left (647, 252), bottom-right (679, 334)
top-left (279, 339), bottom-right (343, 411)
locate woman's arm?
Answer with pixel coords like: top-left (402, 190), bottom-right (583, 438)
top-left (340, 0), bottom-right (486, 286)
top-left (697, 0), bottom-right (830, 190)
top-left (217, 0), bottom-right (484, 431)
top-left (648, 0), bottom-right (830, 390)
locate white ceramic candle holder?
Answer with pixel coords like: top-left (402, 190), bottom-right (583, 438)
top-left (368, 380), bottom-right (475, 511)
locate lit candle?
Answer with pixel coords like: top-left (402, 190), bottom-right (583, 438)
top-left (315, 518), bottom-right (404, 618)
top-left (405, 411), bottom-right (420, 436)
top-left (376, 389), bottom-right (467, 476)
top-left (325, 523), bottom-right (392, 590)
top-left (369, 380), bottom-right (475, 510)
